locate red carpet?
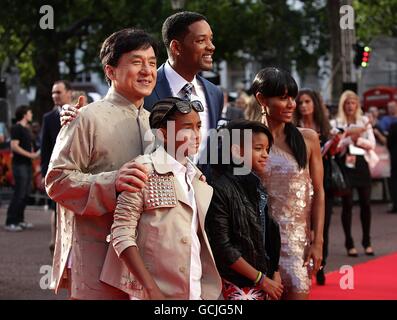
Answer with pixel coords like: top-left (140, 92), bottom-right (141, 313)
top-left (309, 253), bottom-right (397, 300)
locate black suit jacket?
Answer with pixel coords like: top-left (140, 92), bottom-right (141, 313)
top-left (144, 64), bottom-right (223, 130)
top-left (40, 108), bottom-right (61, 177)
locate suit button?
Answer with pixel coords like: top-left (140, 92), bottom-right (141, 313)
top-left (181, 237), bottom-right (188, 244)
top-left (179, 266), bottom-right (186, 274)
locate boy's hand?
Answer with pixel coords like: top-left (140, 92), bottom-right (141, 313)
top-left (260, 276), bottom-right (284, 300)
top-left (272, 271), bottom-right (282, 285)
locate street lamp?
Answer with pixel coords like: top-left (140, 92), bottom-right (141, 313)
top-left (171, 0), bottom-right (186, 10)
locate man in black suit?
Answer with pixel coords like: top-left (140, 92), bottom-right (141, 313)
top-left (144, 11), bottom-right (223, 176)
top-left (41, 80), bottom-right (72, 253)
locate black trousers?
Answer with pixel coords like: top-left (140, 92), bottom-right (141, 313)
top-left (340, 186), bottom-right (372, 249)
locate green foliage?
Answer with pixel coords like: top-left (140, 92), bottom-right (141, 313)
top-left (354, 0), bottom-right (397, 42)
top-left (0, 0), bottom-right (332, 86)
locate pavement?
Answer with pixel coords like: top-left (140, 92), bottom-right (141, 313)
top-left (0, 195), bottom-right (396, 300)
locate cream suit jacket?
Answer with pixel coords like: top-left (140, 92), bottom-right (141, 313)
top-left (45, 87), bottom-right (153, 299)
top-left (100, 148), bottom-right (222, 299)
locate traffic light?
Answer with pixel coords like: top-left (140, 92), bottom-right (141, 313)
top-left (354, 44), bottom-right (371, 68)
top-left (361, 46), bottom-right (371, 67)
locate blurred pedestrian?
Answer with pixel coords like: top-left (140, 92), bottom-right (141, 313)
top-left (219, 88), bottom-right (244, 123)
top-left (295, 88), bottom-right (333, 285)
top-left (41, 80), bottom-right (72, 254)
top-left (378, 101), bottom-right (397, 134)
top-left (4, 105), bottom-right (40, 232)
top-left (235, 92), bottom-right (249, 110)
top-left (330, 90), bottom-right (378, 257)
top-left (71, 90), bottom-right (88, 106)
top-left (244, 94), bottom-right (267, 125)
top-left (367, 106), bottom-right (387, 145)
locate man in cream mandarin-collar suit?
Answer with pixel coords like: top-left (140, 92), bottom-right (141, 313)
top-left (45, 29), bottom-right (158, 299)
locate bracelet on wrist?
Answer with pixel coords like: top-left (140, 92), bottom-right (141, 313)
top-left (258, 274), bottom-right (266, 287)
top-left (253, 271), bottom-right (262, 285)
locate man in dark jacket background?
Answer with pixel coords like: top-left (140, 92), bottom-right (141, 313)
top-left (41, 79), bottom-right (72, 253)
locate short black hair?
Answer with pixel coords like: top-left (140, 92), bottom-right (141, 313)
top-left (99, 28), bottom-right (159, 84)
top-left (53, 80), bottom-right (72, 91)
top-left (15, 105), bottom-right (32, 121)
top-left (251, 67), bottom-right (298, 99)
top-left (162, 11), bottom-right (207, 49)
top-left (226, 119), bottom-right (273, 149)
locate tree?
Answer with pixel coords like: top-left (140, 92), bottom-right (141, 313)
top-left (327, 0), bottom-right (343, 105)
top-left (1, 0), bottom-right (330, 121)
top-left (354, 0), bottom-right (397, 42)
top-left (0, 0), bottom-right (173, 121)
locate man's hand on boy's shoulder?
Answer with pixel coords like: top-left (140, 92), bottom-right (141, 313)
top-left (116, 161), bottom-right (149, 194)
top-left (60, 96), bottom-right (85, 126)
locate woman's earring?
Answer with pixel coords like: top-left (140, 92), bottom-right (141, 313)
top-left (261, 106), bottom-right (269, 126)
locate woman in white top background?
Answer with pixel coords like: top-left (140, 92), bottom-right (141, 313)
top-left (330, 90), bottom-right (378, 257)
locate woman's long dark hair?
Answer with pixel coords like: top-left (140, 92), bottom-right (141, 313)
top-left (295, 88), bottom-right (331, 139)
top-left (252, 67), bottom-right (307, 170)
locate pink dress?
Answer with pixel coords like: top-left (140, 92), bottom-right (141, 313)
top-left (262, 145), bottom-right (313, 294)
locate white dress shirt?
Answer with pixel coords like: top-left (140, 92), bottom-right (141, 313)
top-left (164, 61), bottom-right (210, 164)
top-left (161, 150), bottom-right (202, 300)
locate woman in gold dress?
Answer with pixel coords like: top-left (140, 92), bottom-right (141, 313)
top-left (251, 67), bottom-right (325, 300)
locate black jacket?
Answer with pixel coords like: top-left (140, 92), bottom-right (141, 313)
top-left (40, 108), bottom-right (61, 177)
top-left (205, 169), bottom-right (281, 288)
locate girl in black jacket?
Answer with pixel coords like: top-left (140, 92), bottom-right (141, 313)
top-left (205, 120), bottom-right (283, 300)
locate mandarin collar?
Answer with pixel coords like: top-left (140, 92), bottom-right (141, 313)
top-left (104, 86), bottom-right (143, 114)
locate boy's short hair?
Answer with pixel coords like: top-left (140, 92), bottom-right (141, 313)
top-left (99, 28), bottom-right (159, 84)
top-left (15, 105), bottom-right (32, 121)
top-left (225, 119), bottom-right (273, 148)
top-left (162, 11), bottom-right (207, 49)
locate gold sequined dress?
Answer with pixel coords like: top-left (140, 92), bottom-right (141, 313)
top-left (262, 145), bottom-right (313, 294)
